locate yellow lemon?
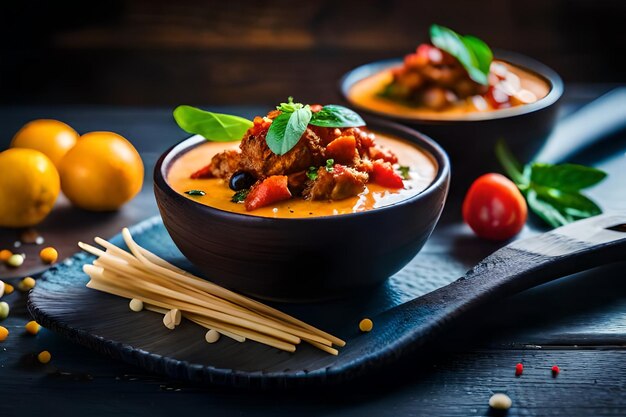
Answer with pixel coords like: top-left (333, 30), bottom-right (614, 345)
top-left (59, 131), bottom-right (144, 211)
top-left (11, 119), bottom-right (79, 168)
top-left (0, 148), bottom-right (60, 227)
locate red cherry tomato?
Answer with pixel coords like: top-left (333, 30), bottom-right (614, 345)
top-left (462, 173), bottom-right (527, 240)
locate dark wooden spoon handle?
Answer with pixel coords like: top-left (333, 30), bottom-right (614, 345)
top-left (376, 213), bottom-right (626, 353)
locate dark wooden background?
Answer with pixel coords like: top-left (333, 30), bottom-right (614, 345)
top-left (2, 0), bottom-right (626, 106)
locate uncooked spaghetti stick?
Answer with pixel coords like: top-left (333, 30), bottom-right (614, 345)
top-left (306, 340), bottom-right (339, 356)
top-left (94, 237), bottom-right (139, 263)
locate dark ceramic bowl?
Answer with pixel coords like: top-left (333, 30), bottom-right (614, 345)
top-left (341, 51), bottom-right (563, 189)
top-left (154, 118), bottom-right (450, 302)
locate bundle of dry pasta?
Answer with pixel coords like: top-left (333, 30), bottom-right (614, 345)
top-left (79, 228), bottom-right (345, 355)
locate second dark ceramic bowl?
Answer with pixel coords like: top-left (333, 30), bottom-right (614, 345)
top-left (154, 118), bottom-right (450, 302)
top-left (341, 51), bottom-right (563, 190)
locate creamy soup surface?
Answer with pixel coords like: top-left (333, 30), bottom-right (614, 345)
top-left (167, 134), bottom-right (438, 218)
top-left (348, 61), bottom-right (550, 120)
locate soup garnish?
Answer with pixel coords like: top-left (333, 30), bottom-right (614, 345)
top-left (172, 100), bottom-right (432, 214)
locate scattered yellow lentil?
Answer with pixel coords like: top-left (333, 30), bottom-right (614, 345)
top-left (0, 249), bottom-right (12, 262)
top-left (129, 298), bottom-right (144, 312)
top-left (25, 320), bottom-right (40, 335)
top-left (0, 326), bottom-right (8, 341)
top-left (39, 247), bottom-right (58, 264)
top-left (0, 302), bottom-right (9, 320)
top-left (4, 284), bottom-right (14, 295)
top-left (37, 350), bottom-right (51, 364)
top-left (18, 277), bottom-right (36, 292)
top-left (359, 318), bottom-right (374, 332)
top-left (205, 329), bottom-right (220, 343)
top-left (7, 254), bottom-right (24, 268)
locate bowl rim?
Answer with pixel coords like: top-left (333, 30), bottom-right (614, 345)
top-left (153, 117), bottom-right (450, 223)
top-left (339, 49), bottom-right (564, 124)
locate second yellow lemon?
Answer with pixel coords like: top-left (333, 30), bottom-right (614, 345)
top-left (11, 119), bottom-right (79, 168)
top-left (59, 132), bottom-right (144, 211)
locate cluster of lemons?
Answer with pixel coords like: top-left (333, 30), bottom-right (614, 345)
top-left (0, 120), bottom-right (144, 228)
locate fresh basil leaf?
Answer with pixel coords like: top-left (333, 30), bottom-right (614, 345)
top-left (461, 35), bottom-right (493, 78)
top-left (309, 105), bottom-right (366, 128)
top-left (496, 140), bottom-right (606, 229)
top-left (533, 186), bottom-right (602, 218)
top-left (231, 189), bottom-right (250, 203)
top-left (526, 189), bottom-right (569, 228)
top-left (529, 163), bottom-right (607, 192)
top-left (276, 96), bottom-right (304, 113)
top-left (398, 165), bottom-right (411, 180)
top-left (184, 189), bottom-right (206, 196)
top-left (495, 140), bottom-right (526, 185)
top-left (265, 107), bottom-right (312, 155)
top-left (306, 166), bottom-right (318, 181)
top-left (173, 105), bottom-right (253, 142)
top-left (430, 24), bottom-right (491, 86)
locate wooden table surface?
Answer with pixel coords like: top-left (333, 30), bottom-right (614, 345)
top-left (1, 86), bottom-right (625, 416)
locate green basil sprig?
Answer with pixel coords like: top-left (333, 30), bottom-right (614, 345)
top-left (173, 99), bottom-right (367, 156)
top-left (231, 189), bottom-right (250, 203)
top-left (309, 104), bottom-right (366, 128)
top-left (266, 98), bottom-right (366, 155)
top-left (430, 24), bottom-right (493, 86)
top-left (173, 105), bottom-right (253, 142)
top-left (496, 141), bottom-right (607, 228)
top-left (266, 98), bottom-right (313, 155)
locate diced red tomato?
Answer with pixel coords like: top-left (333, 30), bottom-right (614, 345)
top-left (266, 110), bottom-right (281, 119)
top-left (244, 175), bottom-right (292, 211)
top-left (358, 130), bottom-right (375, 149)
top-left (369, 146), bottom-right (398, 164)
top-left (331, 163), bottom-right (345, 174)
top-left (371, 160), bottom-right (404, 189)
top-left (250, 116), bottom-right (273, 136)
top-left (190, 164), bottom-right (213, 179)
top-left (326, 135), bottom-right (357, 164)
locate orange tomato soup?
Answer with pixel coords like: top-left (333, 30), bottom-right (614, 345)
top-left (167, 133), bottom-right (437, 218)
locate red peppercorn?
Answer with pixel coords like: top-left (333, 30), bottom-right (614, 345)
top-left (515, 363), bottom-right (524, 376)
top-left (551, 365), bottom-right (560, 376)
